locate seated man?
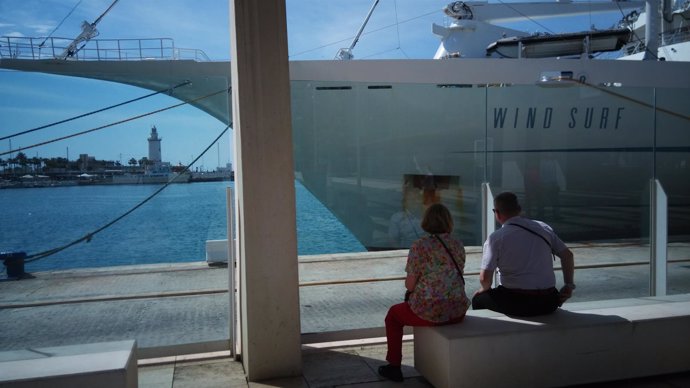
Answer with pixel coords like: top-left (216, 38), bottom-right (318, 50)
top-left (472, 192), bottom-right (575, 316)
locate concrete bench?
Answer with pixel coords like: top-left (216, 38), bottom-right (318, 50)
top-left (414, 295), bottom-right (690, 388)
top-left (0, 340), bottom-right (137, 388)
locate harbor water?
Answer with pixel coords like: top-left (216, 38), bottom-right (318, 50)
top-left (0, 181), bottom-right (365, 272)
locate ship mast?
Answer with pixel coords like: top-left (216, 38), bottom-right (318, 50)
top-left (59, 0), bottom-right (120, 59)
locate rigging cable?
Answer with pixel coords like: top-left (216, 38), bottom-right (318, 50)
top-left (392, 0), bottom-right (410, 59)
top-left (0, 86), bottom-right (227, 157)
top-left (495, 0), bottom-right (556, 35)
top-left (569, 78), bottom-right (690, 123)
top-left (25, 123), bottom-right (232, 263)
top-left (391, 0), bottom-right (408, 58)
top-left (393, 0), bottom-right (402, 49)
top-left (361, 47), bottom-right (407, 59)
top-left (289, 8), bottom-right (438, 58)
top-left (614, 1), bottom-right (659, 60)
top-left (0, 80), bottom-right (191, 142)
top-left (38, 0), bottom-right (83, 48)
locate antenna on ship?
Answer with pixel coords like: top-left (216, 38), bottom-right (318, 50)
top-left (335, 0), bottom-right (380, 60)
top-left (59, 0), bottom-right (120, 59)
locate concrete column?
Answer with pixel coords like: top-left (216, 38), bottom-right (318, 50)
top-left (229, 0), bottom-right (302, 381)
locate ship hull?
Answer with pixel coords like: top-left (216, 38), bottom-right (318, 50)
top-left (290, 59), bottom-right (690, 249)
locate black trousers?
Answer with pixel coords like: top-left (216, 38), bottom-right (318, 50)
top-left (472, 285), bottom-right (560, 317)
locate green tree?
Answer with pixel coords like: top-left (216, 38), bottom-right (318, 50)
top-left (30, 157), bottom-right (42, 173)
top-left (45, 157), bottom-right (69, 170)
top-left (15, 152), bottom-right (28, 173)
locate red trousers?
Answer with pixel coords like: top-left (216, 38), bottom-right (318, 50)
top-left (384, 302), bottom-right (465, 366)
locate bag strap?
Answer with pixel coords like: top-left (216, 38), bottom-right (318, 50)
top-left (509, 223), bottom-right (556, 261)
top-left (434, 234), bottom-right (465, 285)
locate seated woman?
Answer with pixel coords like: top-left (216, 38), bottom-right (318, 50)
top-left (378, 203), bottom-right (470, 382)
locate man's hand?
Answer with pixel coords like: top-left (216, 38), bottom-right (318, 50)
top-left (477, 269), bottom-right (494, 298)
top-left (558, 284), bottom-right (574, 305)
top-left (473, 287), bottom-right (489, 298)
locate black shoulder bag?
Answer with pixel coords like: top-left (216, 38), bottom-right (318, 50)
top-left (510, 223), bottom-right (556, 261)
top-left (434, 234), bottom-right (465, 285)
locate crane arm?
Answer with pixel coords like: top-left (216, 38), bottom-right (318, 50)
top-left (59, 0), bottom-right (120, 59)
top-left (335, 0), bottom-right (380, 60)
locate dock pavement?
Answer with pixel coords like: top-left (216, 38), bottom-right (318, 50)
top-left (1, 242), bottom-right (689, 357)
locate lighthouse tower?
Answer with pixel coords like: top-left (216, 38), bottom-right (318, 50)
top-left (148, 125), bottom-right (162, 163)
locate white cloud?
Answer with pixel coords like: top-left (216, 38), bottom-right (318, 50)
top-left (27, 23), bottom-right (56, 35)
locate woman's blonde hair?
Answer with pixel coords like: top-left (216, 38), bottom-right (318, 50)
top-left (421, 203), bottom-right (453, 234)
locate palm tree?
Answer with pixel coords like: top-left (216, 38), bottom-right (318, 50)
top-left (15, 152), bottom-right (28, 174)
top-left (30, 157), bottom-right (42, 173)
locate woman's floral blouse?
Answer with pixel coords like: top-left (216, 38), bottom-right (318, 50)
top-left (406, 233), bottom-right (470, 322)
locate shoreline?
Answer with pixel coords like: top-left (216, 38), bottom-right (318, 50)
top-left (0, 174), bottom-right (233, 189)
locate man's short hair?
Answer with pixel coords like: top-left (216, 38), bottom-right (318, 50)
top-left (494, 192), bottom-right (522, 215)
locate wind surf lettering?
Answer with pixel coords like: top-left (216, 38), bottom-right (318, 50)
top-left (493, 107), bottom-right (624, 129)
top-left (568, 107), bottom-right (624, 129)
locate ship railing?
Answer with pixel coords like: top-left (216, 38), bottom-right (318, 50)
top-left (0, 36), bottom-right (210, 62)
top-left (622, 26), bottom-right (690, 56)
top-left (662, 25), bottom-right (690, 46)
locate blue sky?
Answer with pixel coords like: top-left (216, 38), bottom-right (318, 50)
top-left (0, 0), bottom-right (620, 169)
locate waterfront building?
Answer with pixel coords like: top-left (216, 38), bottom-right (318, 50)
top-left (147, 125), bottom-right (162, 163)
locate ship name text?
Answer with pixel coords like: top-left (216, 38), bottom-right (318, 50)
top-left (492, 106), bottom-right (625, 130)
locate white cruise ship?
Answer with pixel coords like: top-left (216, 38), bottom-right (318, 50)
top-left (290, 1), bottom-right (690, 249)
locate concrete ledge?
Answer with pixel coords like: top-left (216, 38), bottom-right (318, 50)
top-left (138, 339), bottom-right (230, 359)
top-left (0, 340), bottom-right (137, 388)
top-left (414, 295), bottom-right (690, 388)
top-left (301, 326), bottom-right (414, 345)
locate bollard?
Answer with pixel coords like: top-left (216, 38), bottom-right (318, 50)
top-left (1, 251), bottom-right (26, 279)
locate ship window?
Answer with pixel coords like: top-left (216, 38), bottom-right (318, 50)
top-left (315, 86), bottom-right (352, 90)
top-left (436, 84), bottom-right (473, 88)
top-left (480, 83), bottom-right (513, 88)
top-left (599, 82), bottom-right (624, 87)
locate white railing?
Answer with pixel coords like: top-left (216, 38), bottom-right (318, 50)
top-left (0, 36), bottom-right (210, 62)
top-left (663, 25), bottom-right (690, 46)
top-left (622, 26), bottom-right (690, 56)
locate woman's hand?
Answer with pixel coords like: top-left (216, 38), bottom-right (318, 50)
top-left (405, 273), bottom-right (418, 292)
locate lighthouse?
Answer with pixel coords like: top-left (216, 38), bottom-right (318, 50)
top-left (148, 125), bottom-right (162, 163)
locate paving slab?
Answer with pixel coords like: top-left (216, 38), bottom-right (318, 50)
top-left (0, 243), bottom-right (688, 358)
